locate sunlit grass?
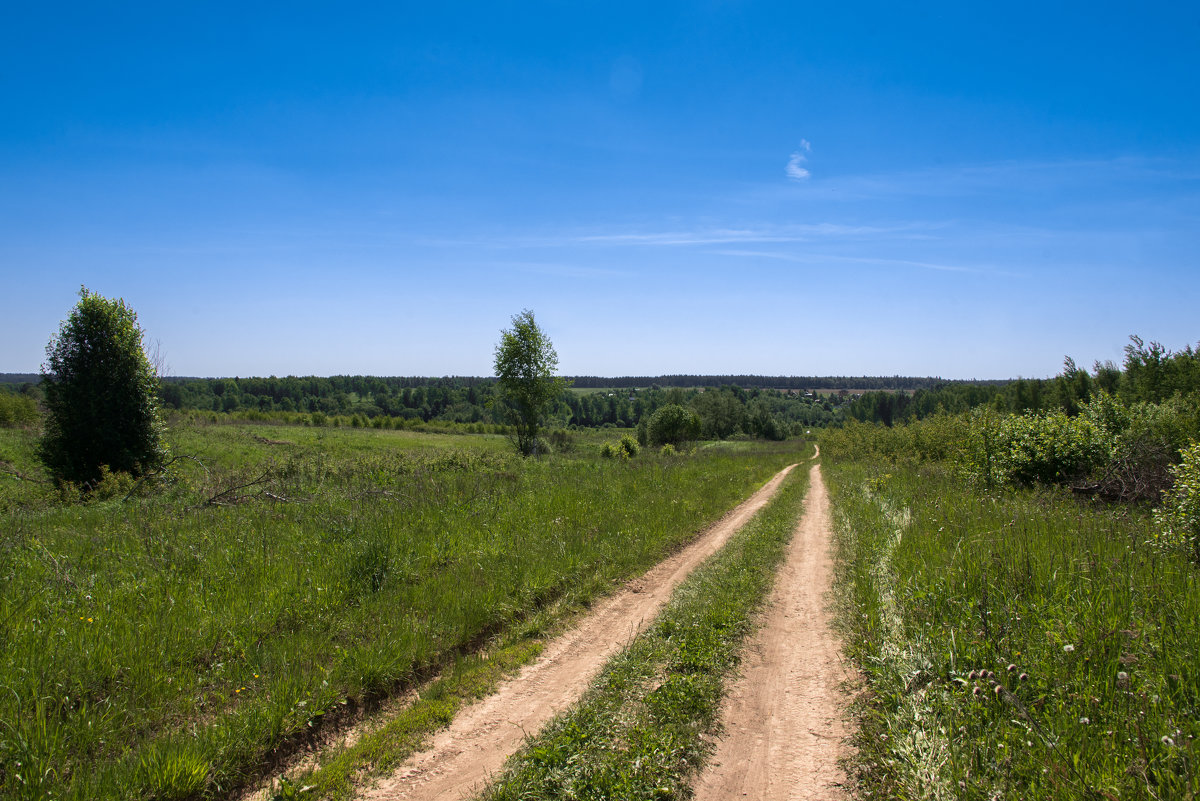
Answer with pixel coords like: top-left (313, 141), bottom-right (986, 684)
top-left (826, 458), bottom-right (1200, 799)
top-left (0, 421), bottom-right (802, 799)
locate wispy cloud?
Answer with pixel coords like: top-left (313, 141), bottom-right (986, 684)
top-left (570, 222), bottom-right (916, 247)
top-left (786, 139), bottom-right (812, 181)
top-left (711, 248), bottom-right (996, 275)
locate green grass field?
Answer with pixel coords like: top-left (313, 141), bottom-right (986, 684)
top-left (824, 454), bottom-right (1200, 799)
top-left (0, 420), bottom-right (803, 799)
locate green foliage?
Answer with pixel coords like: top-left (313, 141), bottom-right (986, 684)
top-left (659, 443), bottom-right (677, 457)
top-left (646, 403), bottom-right (702, 447)
top-left (0, 390), bottom-right (39, 428)
top-left (38, 287), bottom-right (167, 484)
top-left (1154, 441), bottom-right (1200, 563)
top-left (690, 387), bottom-right (746, 439)
top-left (493, 310), bottom-right (568, 456)
top-left (599, 435), bottom-right (639, 459)
top-left (1083, 393), bottom-right (1197, 501)
top-left (994, 410), bottom-right (1106, 486)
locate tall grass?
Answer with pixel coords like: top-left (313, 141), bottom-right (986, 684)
top-left (825, 457), bottom-right (1200, 799)
top-left (0, 422), bottom-right (802, 799)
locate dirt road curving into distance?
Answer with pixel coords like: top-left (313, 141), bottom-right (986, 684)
top-left (692, 459), bottom-right (854, 801)
top-left (362, 463), bottom-right (798, 801)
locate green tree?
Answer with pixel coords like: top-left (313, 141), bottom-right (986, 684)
top-left (646, 404), bottom-right (701, 447)
top-left (39, 287), bottom-right (168, 484)
top-left (493, 309), bottom-right (568, 456)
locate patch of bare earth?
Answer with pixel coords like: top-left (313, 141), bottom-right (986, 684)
top-left (692, 461), bottom-right (855, 801)
top-left (360, 464), bottom-right (797, 801)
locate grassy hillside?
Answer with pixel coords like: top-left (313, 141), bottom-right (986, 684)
top-left (0, 421), bottom-right (803, 799)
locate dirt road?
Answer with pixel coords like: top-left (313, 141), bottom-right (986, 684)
top-left (692, 460), bottom-right (853, 801)
top-left (362, 464), bottom-right (798, 801)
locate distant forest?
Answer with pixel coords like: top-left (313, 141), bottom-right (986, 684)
top-left (5, 338), bottom-right (1197, 436)
top-left (1, 372), bottom-right (946, 437)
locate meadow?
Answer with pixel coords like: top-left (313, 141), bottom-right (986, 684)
top-left (0, 418), bottom-right (803, 800)
top-left (821, 445), bottom-right (1199, 798)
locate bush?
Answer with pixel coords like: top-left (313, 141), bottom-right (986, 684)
top-left (0, 392), bottom-right (38, 428)
top-left (996, 411), bottom-right (1106, 486)
top-left (1154, 441), bottom-right (1200, 563)
top-left (660, 443), bottom-right (677, 456)
top-left (647, 404), bottom-right (701, 447)
top-left (600, 436), bottom-right (639, 459)
top-left (39, 288), bottom-right (167, 484)
top-left (1078, 393), bottom-right (1195, 501)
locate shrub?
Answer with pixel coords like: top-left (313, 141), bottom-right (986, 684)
top-left (1154, 441), bottom-right (1200, 563)
top-left (660, 443), bottom-right (677, 456)
top-left (996, 411), bottom-right (1106, 486)
top-left (0, 392), bottom-right (39, 428)
top-left (1083, 394), bottom-right (1194, 501)
top-left (599, 436), bottom-right (639, 459)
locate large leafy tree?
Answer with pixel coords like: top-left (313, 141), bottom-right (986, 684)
top-left (39, 287), bottom-right (168, 484)
top-left (493, 309), bottom-right (567, 456)
top-left (646, 404), bottom-right (702, 448)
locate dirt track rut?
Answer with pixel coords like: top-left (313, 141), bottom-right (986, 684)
top-left (361, 464), bottom-right (798, 801)
top-left (692, 460), bottom-right (853, 801)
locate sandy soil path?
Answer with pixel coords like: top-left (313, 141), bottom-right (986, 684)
top-left (361, 463), bottom-right (798, 801)
top-left (691, 460), bottom-right (854, 801)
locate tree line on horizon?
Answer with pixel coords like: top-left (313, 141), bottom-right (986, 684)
top-left (845, 336), bottom-right (1200, 426)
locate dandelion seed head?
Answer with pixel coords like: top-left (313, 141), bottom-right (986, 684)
top-left (1063, 644), bottom-right (1075, 653)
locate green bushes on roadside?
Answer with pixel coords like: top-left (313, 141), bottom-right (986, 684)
top-left (1154, 441), bottom-right (1200, 562)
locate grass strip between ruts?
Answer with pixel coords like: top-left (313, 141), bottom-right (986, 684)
top-left (476, 463), bottom-right (812, 800)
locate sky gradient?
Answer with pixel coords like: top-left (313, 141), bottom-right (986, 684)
top-left (3, 2), bottom-right (1198, 379)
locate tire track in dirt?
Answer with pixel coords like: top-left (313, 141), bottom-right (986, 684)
top-left (692, 460), bottom-right (854, 801)
top-left (361, 464), bottom-right (798, 801)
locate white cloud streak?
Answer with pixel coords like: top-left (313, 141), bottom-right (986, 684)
top-left (786, 151), bottom-right (810, 181)
top-left (571, 222), bottom-right (927, 246)
top-left (786, 139), bottom-right (813, 180)
top-left (711, 248), bottom-right (1010, 276)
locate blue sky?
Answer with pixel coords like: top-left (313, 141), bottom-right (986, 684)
top-left (2, 2), bottom-right (1198, 378)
